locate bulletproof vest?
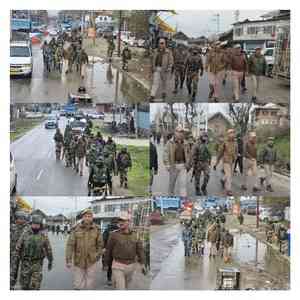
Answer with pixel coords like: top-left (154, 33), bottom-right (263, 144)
top-left (92, 165), bottom-right (107, 185)
top-left (195, 143), bottom-right (209, 161)
top-left (23, 233), bottom-right (45, 260)
top-left (120, 153), bottom-right (130, 168)
top-left (187, 55), bottom-right (202, 72)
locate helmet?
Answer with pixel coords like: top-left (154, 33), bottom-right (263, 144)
top-left (15, 210), bottom-right (29, 221)
top-left (31, 215), bottom-right (43, 225)
top-left (121, 147), bottom-right (127, 152)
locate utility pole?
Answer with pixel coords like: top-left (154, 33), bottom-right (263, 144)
top-left (234, 10), bottom-right (240, 23)
top-left (117, 10), bottom-right (122, 57)
top-left (256, 196), bottom-right (261, 228)
top-left (213, 13), bottom-right (220, 34)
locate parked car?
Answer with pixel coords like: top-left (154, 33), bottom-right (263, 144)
top-left (45, 115), bottom-right (58, 129)
top-left (10, 152), bottom-right (17, 195)
top-left (246, 204), bottom-right (257, 215)
top-left (10, 40), bottom-right (33, 77)
top-left (70, 118), bottom-right (87, 135)
top-left (259, 208), bottom-right (284, 223)
top-left (263, 48), bottom-right (275, 77)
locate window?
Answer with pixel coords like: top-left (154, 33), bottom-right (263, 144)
top-left (247, 26), bottom-right (259, 35)
top-left (120, 203), bottom-right (129, 211)
top-left (235, 27), bottom-right (243, 37)
top-left (105, 204), bottom-right (117, 212)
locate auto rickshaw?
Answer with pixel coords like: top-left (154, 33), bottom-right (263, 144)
top-left (216, 267), bottom-right (241, 290)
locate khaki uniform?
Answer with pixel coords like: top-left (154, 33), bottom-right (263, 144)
top-left (105, 230), bottom-right (145, 290)
top-left (66, 222), bottom-right (103, 289)
top-left (163, 138), bottom-right (190, 196)
top-left (217, 140), bottom-right (237, 192)
top-left (243, 141), bottom-right (258, 190)
top-left (151, 48), bottom-right (174, 98)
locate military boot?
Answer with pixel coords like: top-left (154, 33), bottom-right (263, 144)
top-left (208, 84), bottom-right (214, 99)
top-left (195, 186), bottom-right (201, 196)
top-left (201, 184), bottom-right (207, 196)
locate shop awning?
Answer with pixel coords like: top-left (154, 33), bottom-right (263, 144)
top-left (16, 196), bottom-right (32, 213)
top-left (155, 15), bottom-right (176, 33)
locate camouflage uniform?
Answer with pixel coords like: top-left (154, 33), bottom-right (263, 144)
top-left (116, 149), bottom-right (132, 188)
top-left (107, 39), bottom-right (115, 59)
top-left (122, 46), bottom-right (132, 70)
top-left (69, 137), bottom-right (78, 170)
top-left (10, 221), bottom-right (30, 289)
top-left (103, 147), bottom-right (116, 195)
top-left (190, 140), bottom-right (211, 195)
top-left (16, 228), bottom-right (53, 290)
top-left (172, 46), bottom-right (187, 92)
top-left (185, 50), bottom-right (204, 101)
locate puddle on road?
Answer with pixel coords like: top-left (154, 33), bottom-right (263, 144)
top-left (11, 45), bottom-right (149, 104)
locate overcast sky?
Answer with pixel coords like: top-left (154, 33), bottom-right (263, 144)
top-left (160, 10), bottom-right (269, 37)
top-left (150, 103), bottom-right (229, 122)
top-left (25, 197), bottom-right (91, 216)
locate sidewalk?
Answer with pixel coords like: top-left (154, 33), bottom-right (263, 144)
top-left (83, 37), bottom-right (151, 91)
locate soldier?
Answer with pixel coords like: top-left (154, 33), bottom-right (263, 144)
top-left (54, 128), bottom-right (64, 160)
top-left (107, 38), bottom-right (115, 61)
top-left (54, 45), bottom-right (63, 73)
top-left (182, 223), bottom-right (192, 257)
top-left (63, 129), bottom-right (73, 167)
top-left (241, 131), bottom-right (260, 192)
top-left (172, 43), bottom-right (187, 94)
top-left (75, 135), bottom-right (87, 176)
top-left (150, 140), bottom-right (158, 194)
top-left (260, 137), bottom-right (277, 192)
top-left (163, 125), bottom-right (190, 196)
top-left (189, 132), bottom-right (211, 196)
top-left (66, 209), bottom-right (103, 290)
top-left (10, 210), bottom-right (30, 289)
top-left (116, 147), bottom-right (132, 189)
top-left (207, 222), bottom-right (219, 258)
top-left (104, 213), bottom-right (146, 290)
top-left (105, 136), bottom-right (117, 158)
top-left (184, 47), bottom-right (204, 101)
top-left (78, 48), bottom-right (89, 79)
top-left (103, 147), bottom-right (115, 195)
top-left (88, 156), bottom-right (108, 196)
top-left (214, 129), bottom-right (237, 196)
top-left (122, 43), bottom-right (132, 71)
top-left (16, 215), bottom-right (53, 290)
top-left (69, 134), bottom-right (78, 170)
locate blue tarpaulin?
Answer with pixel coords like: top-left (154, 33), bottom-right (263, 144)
top-left (154, 196), bottom-right (181, 209)
top-left (11, 19), bottom-right (31, 31)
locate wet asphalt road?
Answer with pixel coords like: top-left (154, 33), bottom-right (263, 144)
top-left (10, 42), bottom-right (149, 104)
top-left (151, 142), bottom-right (290, 197)
top-left (10, 116), bottom-right (135, 196)
top-left (150, 222), bottom-right (290, 290)
top-left (151, 56), bottom-right (290, 104)
top-left (37, 233), bottom-right (150, 290)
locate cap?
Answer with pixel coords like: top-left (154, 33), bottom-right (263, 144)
top-left (227, 129), bottom-right (235, 134)
top-left (81, 208), bottom-right (93, 217)
top-left (255, 46), bottom-right (262, 50)
top-left (118, 212), bottom-right (131, 221)
top-left (234, 44), bottom-right (241, 49)
top-left (268, 137), bottom-right (275, 141)
top-left (249, 131), bottom-right (256, 137)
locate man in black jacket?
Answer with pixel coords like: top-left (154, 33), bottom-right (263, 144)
top-left (150, 139), bottom-right (158, 193)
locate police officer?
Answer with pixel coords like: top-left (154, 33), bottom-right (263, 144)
top-left (189, 132), bottom-right (211, 196)
top-left (185, 47), bottom-right (204, 101)
top-left (15, 215), bottom-right (53, 290)
top-left (104, 213), bottom-right (146, 290)
top-left (10, 210), bottom-right (30, 289)
top-left (116, 147), bottom-right (132, 189)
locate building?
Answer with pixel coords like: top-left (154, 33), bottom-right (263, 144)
top-left (208, 112), bottom-right (232, 137)
top-left (251, 103), bottom-right (289, 128)
top-left (232, 10), bottom-right (290, 51)
top-left (90, 196), bottom-right (150, 230)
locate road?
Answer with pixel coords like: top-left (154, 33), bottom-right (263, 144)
top-left (150, 221), bottom-right (290, 290)
top-left (11, 40), bottom-right (149, 104)
top-left (151, 142), bottom-right (290, 197)
top-left (151, 57), bottom-right (290, 104)
top-left (15, 233), bottom-right (150, 290)
top-left (10, 116), bottom-right (146, 196)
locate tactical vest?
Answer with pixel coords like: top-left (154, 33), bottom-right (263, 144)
top-left (195, 143), bottom-right (210, 162)
top-left (23, 234), bottom-right (45, 261)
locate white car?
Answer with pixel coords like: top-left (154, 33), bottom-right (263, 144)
top-left (10, 152), bottom-right (17, 195)
top-left (49, 29), bottom-right (58, 36)
top-left (263, 48), bottom-right (274, 76)
top-left (10, 41), bottom-right (33, 77)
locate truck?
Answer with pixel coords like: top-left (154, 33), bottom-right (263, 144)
top-left (272, 24), bottom-right (290, 84)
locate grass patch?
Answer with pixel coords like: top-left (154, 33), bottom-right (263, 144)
top-left (116, 144), bottom-right (149, 196)
top-left (10, 118), bottom-right (44, 142)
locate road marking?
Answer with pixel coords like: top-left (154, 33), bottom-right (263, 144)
top-left (36, 169), bottom-right (44, 181)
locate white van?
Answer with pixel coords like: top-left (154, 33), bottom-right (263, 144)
top-left (10, 40), bottom-right (33, 77)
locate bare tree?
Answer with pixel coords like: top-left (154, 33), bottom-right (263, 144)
top-left (228, 103), bottom-right (253, 137)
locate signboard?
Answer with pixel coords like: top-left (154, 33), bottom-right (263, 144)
top-left (154, 196), bottom-right (181, 209)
